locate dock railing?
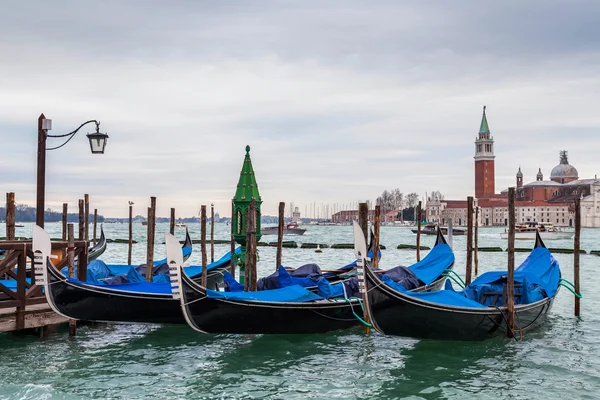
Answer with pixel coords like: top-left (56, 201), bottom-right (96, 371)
top-left (0, 240), bottom-right (88, 330)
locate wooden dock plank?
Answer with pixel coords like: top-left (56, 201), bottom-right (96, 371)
top-left (0, 304), bottom-right (68, 333)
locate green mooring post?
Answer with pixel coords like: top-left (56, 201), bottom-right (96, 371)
top-left (232, 145), bottom-right (262, 284)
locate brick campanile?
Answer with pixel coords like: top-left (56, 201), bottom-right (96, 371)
top-left (474, 106), bottom-right (495, 198)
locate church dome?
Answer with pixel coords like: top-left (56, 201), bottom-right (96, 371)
top-left (550, 151), bottom-right (578, 181)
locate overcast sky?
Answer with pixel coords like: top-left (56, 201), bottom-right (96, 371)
top-left (1, 1), bottom-right (599, 218)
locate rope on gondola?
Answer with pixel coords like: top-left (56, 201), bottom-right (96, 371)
top-left (496, 306), bottom-right (519, 342)
top-left (443, 269), bottom-right (466, 288)
top-left (341, 282), bottom-right (372, 327)
top-left (559, 278), bottom-right (582, 298)
top-left (442, 274), bottom-right (465, 289)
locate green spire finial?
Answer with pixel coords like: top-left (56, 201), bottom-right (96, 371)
top-left (246, 145), bottom-right (250, 154)
top-left (479, 105), bottom-right (490, 134)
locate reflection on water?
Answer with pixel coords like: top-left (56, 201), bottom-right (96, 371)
top-left (0, 223), bottom-right (599, 398)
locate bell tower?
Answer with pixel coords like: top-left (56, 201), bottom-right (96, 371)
top-left (474, 106), bottom-right (496, 198)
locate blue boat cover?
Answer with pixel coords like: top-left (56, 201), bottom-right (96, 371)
top-left (317, 276), bottom-right (360, 298)
top-left (223, 271), bottom-right (245, 292)
top-left (65, 247), bottom-right (240, 285)
top-left (408, 243), bottom-right (454, 285)
top-left (386, 247), bottom-right (560, 309)
top-left (276, 265), bottom-right (320, 289)
top-left (206, 284), bottom-right (323, 303)
top-left (382, 266), bottom-right (421, 291)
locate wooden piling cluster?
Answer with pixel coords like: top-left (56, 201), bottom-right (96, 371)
top-left (0, 191), bottom-right (89, 334)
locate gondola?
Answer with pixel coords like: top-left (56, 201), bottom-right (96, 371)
top-left (33, 226), bottom-right (237, 324)
top-left (63, 227), bottom-right (194, 284)
top-left (168, 226), bottom-right (454, 335)
top-left (361, 230), bottom-right (561, 340)
top-left (46, 225), bottom-right (108, 266)
top-left (88, 225), bottom-right (108, 262)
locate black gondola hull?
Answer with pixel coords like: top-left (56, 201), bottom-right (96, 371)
top-left (45, 260), bottom-right (230, 324)
top-left (178, 268), bottom-right (450, 335)
top-left (365, 265), bottom-right (556, 340)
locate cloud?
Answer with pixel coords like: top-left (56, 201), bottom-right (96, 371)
top-left (1, 1), bottom-right (599, 217)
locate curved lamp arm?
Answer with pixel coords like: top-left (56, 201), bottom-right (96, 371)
top-left (46, 120), bottom-right (100, 151)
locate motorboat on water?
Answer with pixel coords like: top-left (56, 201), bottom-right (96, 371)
top-left (411, 224), bottom-right (466, 236)
top-left (500, 222), bottom-right (573, 240)
top-left (262, 221), bottom-right (306, 236)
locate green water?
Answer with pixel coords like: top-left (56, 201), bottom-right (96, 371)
top-left (0, 223), bottom-right (598, 399)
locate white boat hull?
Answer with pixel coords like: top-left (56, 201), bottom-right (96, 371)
top-left (500, 231), bottom-right (573, 240)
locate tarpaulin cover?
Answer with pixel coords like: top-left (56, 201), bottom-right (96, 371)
top-left (257, 263), bottom-right (322, 291)
top-left (277, 265), bottom-right (320, 289)
top-left (386, 247), bottom-right (559, 309)
top-left (318, 276), bottom-right (360, 298)
top-left (407, 243), bottom-right (454, 285)
top-left (206, 284), bottom-right (323, 303)
top-left (224, 271), bottom-right (245, 292)
top-left (71, 247), bottom-right (240, 285)
top-left (382, 266), bottom-right (421, 291)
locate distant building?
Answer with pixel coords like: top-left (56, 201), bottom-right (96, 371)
top-left (332, 209), bottom-right (376, 223)
top-left (292, 207), bottom-right (301, 223)
top-left (426, 107), bottom-right (598, 227)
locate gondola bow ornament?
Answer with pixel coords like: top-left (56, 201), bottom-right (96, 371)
top-left (352, 220), bottom-right (372, 332)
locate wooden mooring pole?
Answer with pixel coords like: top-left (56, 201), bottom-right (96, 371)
top-left (373, 205), bottom-right (381, 269)
top-left (474, 206), bottom-right (479, 276)
top-left (67, 223), bottom-right (77, 336)
top-left (466, 196), bottom-right (474, 285)
top-left (230, 201), bottom-right (236, 279)
top-left (6, 192), bottom-right (15, 241)
top-left (78, 199), bottom-right (84, 240)
top-left (447, 218), bottom-right (454, 249)
top-left (245, 199), bottom-right (257, 292)
top-left (93, 208), bottom-right (98, 245)
top-left (201, 205), bottom-right (208, 288)
top-left (276, 202), bottom-right (285, 270)
top-left (358, 203), bottom-right (368, 246)
top-left (84, 194), bottom-right (90, 242)
top-left (416, 201), bottom-right (422, 262)
top-left (211, 204), bottom-right (215, 263)
top-left (574, 198), bottom-right (581, 317)
top-left (146, 197), bottom-right (156, 282)
top-left (128, 203), bottom-right (133, 265)
top-left (170, 208), bottom-right (175, 235)
top-left (62, 203), bottom-right (68, 260)
top-left (507, 187), bottom-right (516, 338)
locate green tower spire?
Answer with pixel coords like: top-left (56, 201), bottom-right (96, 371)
top-left (232, 145), bottom-right (262, 273)
top-left (479, 105), bottom-right (490, 135)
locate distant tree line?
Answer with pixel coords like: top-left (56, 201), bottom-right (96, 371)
top-left (375, 189), bottom-right (421, 220)
top-left (0, 204), bottom-right (105, 223)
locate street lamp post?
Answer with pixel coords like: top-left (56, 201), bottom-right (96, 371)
top-left (36, 113), bottom-right (109, 228)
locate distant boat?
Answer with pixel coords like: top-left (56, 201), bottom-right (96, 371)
top-left (175, 223), bottom-right (187, 228)
top-left (500, 222), bottom-right (573, 240)
top-left (15, 224), bottom-right (24, 228)
top-left (141, 221), bottom-right (148, 226)
top-left (262, 222), bottom-right (306, 236)
top-left (412, 224), bottom-right (466, 236)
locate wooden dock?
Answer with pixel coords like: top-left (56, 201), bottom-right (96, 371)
top-left (0, 238), bottom-right (87, 335)
top-left (0, 303), bottom-right (68, 333)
